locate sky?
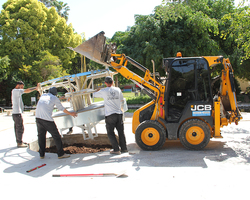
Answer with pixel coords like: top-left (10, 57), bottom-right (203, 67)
top-left (0, 0), bottom-right (245, 39)
top-left (61, 0), bottom-right (164, 39)
top-left (0, 0), bottom-right (163, 39)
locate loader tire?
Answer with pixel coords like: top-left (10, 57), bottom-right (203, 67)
top-left (179, 119), bottom-right (210, 150)
top-left (135, 120), bottom-right (166, 151)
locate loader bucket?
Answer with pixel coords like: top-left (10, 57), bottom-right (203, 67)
top-left (68, 31), bottom-right (112, 66)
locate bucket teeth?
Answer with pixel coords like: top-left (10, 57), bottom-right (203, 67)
top-left (69, 31), bottom-right (116, 66)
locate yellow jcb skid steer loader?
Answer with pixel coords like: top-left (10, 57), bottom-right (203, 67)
top-left (69, 31), bottom-right (242, 150)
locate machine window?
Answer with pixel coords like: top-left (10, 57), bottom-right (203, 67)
top-left (197, 59), bottom-right (211, 102)
top-left (167, 58), bottom-right (212, 122)
top-left (167, 59), bottom-right (195, 121)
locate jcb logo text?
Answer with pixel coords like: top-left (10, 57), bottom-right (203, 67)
top-left (191, 105), bottom-right (212, 111)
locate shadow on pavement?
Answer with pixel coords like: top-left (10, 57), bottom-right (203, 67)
top-left (128, 139), bottom-right (238, 169)
top-left (0, 138), bottom-right (240, 177)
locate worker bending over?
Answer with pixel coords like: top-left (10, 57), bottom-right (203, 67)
top-left (35, 87), bottom-right (77, 159)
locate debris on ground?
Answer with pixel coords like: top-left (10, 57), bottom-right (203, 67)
top-left (46, 143), bottom-right (112, 154)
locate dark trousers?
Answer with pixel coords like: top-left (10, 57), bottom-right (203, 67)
top-left (12, 114), bottom-right (24, 144)
top-left (105, 114), bottom-right (127, 151)
top-left (36, 118), bottom-right (65, 157)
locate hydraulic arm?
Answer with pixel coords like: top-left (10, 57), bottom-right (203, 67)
top-left (69, 31), bottom-right (166, 123)
top-left (204, 56), bottom-right (242, 137)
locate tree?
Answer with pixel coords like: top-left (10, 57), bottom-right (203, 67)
top-left (0, 56), bottom-right (10, 82)
top-left (20, 50), bottom-right (67, 83)
top-left (110, 31), bottom-right (136, 85)
top-left (39, 0), bottom-right (51, 7)
top-left (221, 5), bottom-right (250, 80)
top-left (0, 0), bottom-right (81, 69)
top-left (0, 56), bottom-right (10, 105)
top-left (222, 6), bottom-right (250, 61)
top-left (114, 8), bottom-right (221, 78)
top-left (0, 0), bottom-right (81, 105)
top-left (51, 1), bottom-right (70, 21)
top-left (110, 0), bottom-right (245, 81)
top-left (39, 0), bottom-right (70, 21)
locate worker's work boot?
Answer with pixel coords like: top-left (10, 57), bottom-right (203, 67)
top-left (58, 154), bottom-right (70, 159)
top-left (110, 150), bottom-right (121, 155)
top-left (17, 143), bottom-right (28, 148)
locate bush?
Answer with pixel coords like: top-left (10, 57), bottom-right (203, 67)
top-left (22, 91), bottom-right (39, 106)
top-left (126, 96), bottom-right (152, 104)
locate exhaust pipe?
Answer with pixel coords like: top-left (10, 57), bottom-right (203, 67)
top-left (68, 31), bottom-right (115, 66)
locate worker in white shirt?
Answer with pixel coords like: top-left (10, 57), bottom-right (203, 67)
top-left (93, 76), bottom-right (128, 155)
top-left (35, 87), bottom-right (77, 159)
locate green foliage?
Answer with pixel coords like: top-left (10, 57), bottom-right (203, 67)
top-left (111, 31), bottom-right (129, 49)
top-left (237, 59), bottom-right (250, 80)
top-left (0, 0), bottom-right (81, 71)
top-left (22, 90), bottom-right (39, 106)
top-left (110, 0), bottom-right (249, 82)
top-left (111, 1), bottom-right (229, 79)
top-left (126, 95), bottom-right (152, 104)
top-left (222, 5), bottom-right (250, 63)
top-left (51, 0), bottom-right (70, 21)
top-left (20, 50), bottom-right (68, 83)
top-left (39, 0), bottom-right (70, 21)
top-left (0, 56), bottom-right (10, 81)
top-left (93, 92), bottom-right (152, 104)
top-left (0, 0), bottom-right (81, 105)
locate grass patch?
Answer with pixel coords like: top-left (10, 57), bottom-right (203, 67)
top-left (93, 97), bottom-right (104, 102)
top-left (126, 96), bottom-right (151, 104)
top-left (127, 109), bottom-right (137, 113)
top-left (123, 92), bottom-right (137, 98)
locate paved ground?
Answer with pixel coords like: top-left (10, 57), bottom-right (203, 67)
top-left (1, 111), bottom-right (250, 200)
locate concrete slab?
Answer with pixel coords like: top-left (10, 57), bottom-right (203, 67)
top-left (1, 112), bottom-right (250, 200)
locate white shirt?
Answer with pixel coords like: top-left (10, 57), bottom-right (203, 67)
top-left (11, 89), bottom-right (24, 114)
top-left (36, 93), bottom-right (65, 121)
top-left (93, 86), bottom-right (123, 116)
